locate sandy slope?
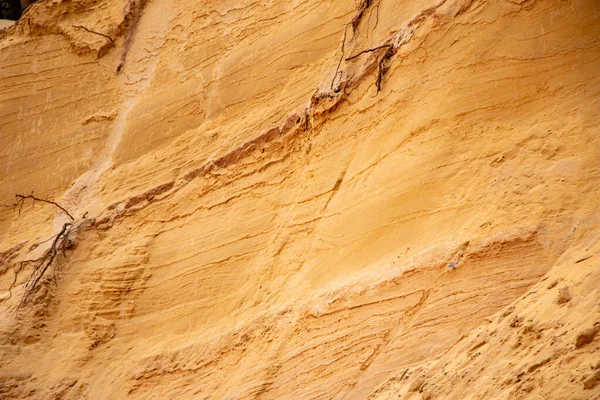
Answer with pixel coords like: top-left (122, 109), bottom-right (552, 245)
top-left (0, 0), bottom-right (599, 398)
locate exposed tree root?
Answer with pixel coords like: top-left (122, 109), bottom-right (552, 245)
top-left (351, 0), bottom-right (372, 35)
top-left (346, 43), bottom-right (394, 93)
top-left (345, 44), bottom-right (392, 61)
top-left (7, 264), bottom-right (20, 300)
top-left (331, 0), bottom-right (378, 91)
top-left (11, 193), bottom-right (74, 220)
top-left (1, 194), bottom-right (81, 311)
top-left (72, 24), bottom-right (115, 46)
top-left (368, 0), bottom-right (381, 35)
top-left (331, 24), bottom-right (351, 91)
top-left (16, 222), bottom-right (73, 311)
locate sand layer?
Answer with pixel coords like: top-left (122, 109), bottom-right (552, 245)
top-left (1, 0), bottom-right (599, 398)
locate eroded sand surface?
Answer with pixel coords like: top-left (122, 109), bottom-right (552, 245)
top-left (1, 0), bottom-right (599, 398)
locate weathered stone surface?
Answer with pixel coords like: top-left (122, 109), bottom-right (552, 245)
top-left (1, 0), bottom-right (599, 399)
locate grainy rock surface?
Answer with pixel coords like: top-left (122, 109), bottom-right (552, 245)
top-left (1, 0), bottom-right (599, 399)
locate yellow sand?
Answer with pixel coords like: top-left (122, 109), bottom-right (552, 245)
top-left (0, 0), bottom-right (599, 398)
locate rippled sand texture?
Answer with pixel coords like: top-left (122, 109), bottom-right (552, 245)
top-left (1, 0), bottom-right (599, 399)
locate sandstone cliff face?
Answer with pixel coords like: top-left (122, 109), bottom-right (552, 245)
top-left (1, 0), bottom-right (599, 399)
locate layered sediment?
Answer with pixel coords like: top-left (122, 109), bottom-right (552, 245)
top-left (1, 0), bottom-right (599, 398)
